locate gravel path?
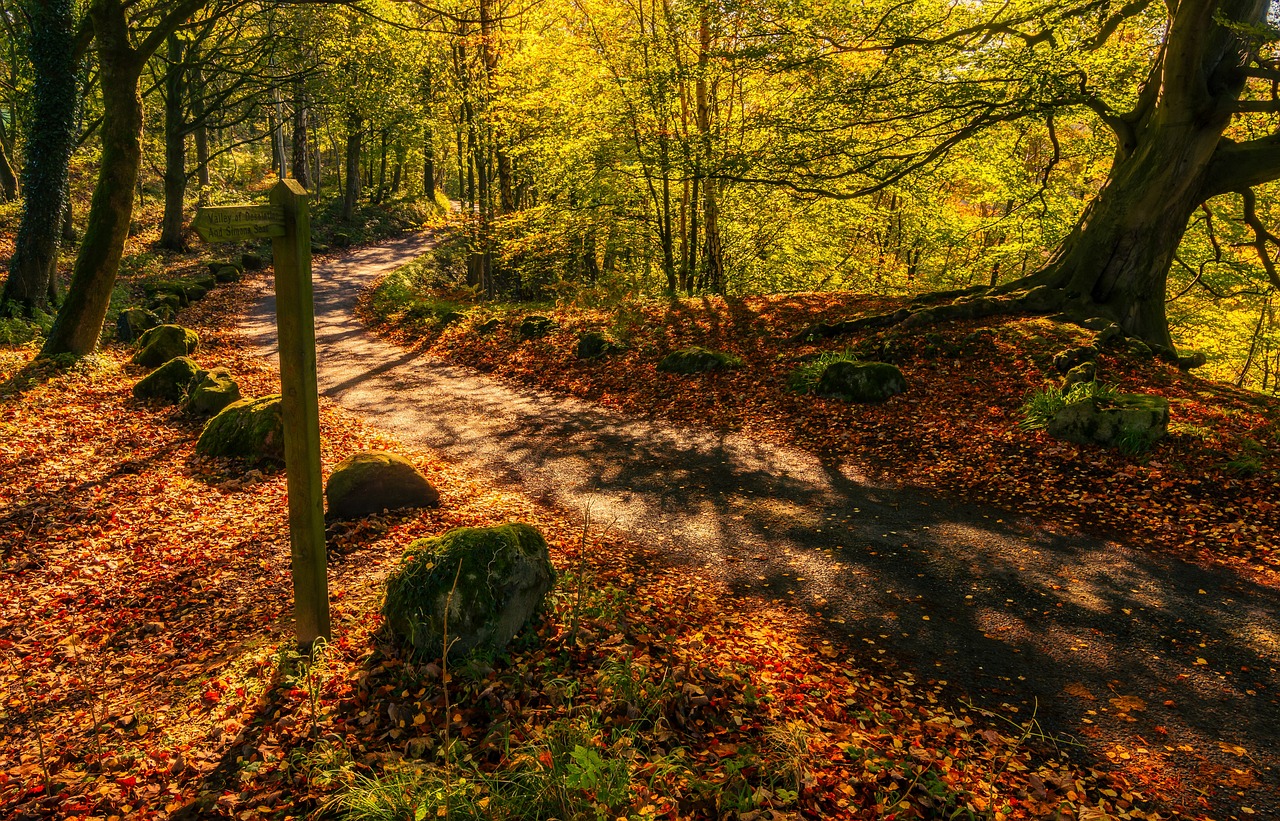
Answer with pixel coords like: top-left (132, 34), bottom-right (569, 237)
top-left (245, 232), bottom-right (1279, 816)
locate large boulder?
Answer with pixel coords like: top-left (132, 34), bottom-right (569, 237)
top-left (116, 307), bottom-right (161, 343)
top-left (185, 367), bottom-right (241, 416)
top-left (195, 395), bottom-right (284, 461)
top-left (382, 523), bottom-right (557, 658)
top-left (1047, 393), bottom-right (1170, 451)
top-left (657, 346), bottom-right (742, 374)
top-left (576, 331), bottom-right (623, 360)
top-left (326, 451), bottom-right (440, 519)
top-left (132, 356), bottom-right (201, 403)
top-left (132, 325), bottom-right (199, 368)
top-left (519, 315), bottom-right (554, 340)
top-left (815, 360), bottom-right (906, 402)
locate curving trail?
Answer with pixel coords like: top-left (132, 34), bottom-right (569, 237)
top-left (244, 231), bottom-right (1279, 816)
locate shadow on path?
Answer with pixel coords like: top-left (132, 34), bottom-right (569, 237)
top-left (243, 232), bottom-right (1280, 817)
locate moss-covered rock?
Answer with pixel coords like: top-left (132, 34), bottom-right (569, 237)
top-left (143, 280), bottom-right (190, 307)
top-left (476, 318), bottom-right (502, 335)
top-left (1126, 338), bottom-right (1154, 359)
top-left (1178, 350), bottom-right (1208, 370)
top-left (814, 360), bottom-right (906, 402)
top-left (241, 252), bottom-right (264, 271)
top-left (332, 231), bottom-right (351, 248)
top-left (1046, 393), bottom-right (1170, 451)
top-left (194, 272), bottom-right (217, 290)
top-left (657, 346), bottom-right (742, 374)
top-left (326, 451), bottom-right (440, 519)
top-left (185, 283), bottom-right (209, 302)
top-left (576, 330), bottom-right (624, 360)
top-left (132, 356), bottom-right (201, 403)
top-left (1052, 345), bottom-right (1097, 374)
top-left (195, 395), bottom-right (284, 461)
top-left (519, 315), bottom-right (554, 340)
top-left (185, 367), bottom-right (241, 416)
top-left (1062, 361), bottom-right (1097, 391)
top-left (382, 523), bottom-right (556, 658)
top-left (148, 293), bottom-right (183, 314)
top-left (116, 307), bottom-right (161, 343)
top-left (132, 325), bottom-right (200, 368)
top-left (214, 265), bottom-right (243, 283)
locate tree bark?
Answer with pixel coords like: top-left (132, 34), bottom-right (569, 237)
top-left (1, 0), bottom-right (79, 312)
top-left (42, 0), bottom-right (143, 356)
top-left (0, 138), bottom-right (18, 201)
top-left (342, 112), bottom-right (361, 221)
top-left (996, 0), bottom-right (1268, 348)
top-left (291, 88), bottom-right (310, 189)
top-left (158, 33), bottom-right (187, 251)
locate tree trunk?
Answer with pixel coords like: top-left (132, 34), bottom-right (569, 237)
top-left (291, 88), bottom-right (311, 189)
top-left (42, 0), bottom-right (142, 356)
top-left (423, 125), bottom-right (436, 200)
top-left (158, 33), bottom-right (187, 251)
top-left (342, 112), bottom-right (361, 221)
top-left (1, 0), bottom-right (79, 312)
top-left (0, 138), bottom-right (18, 201)
top-left (191, 62), bottom-right (210, 203)
top-left (1005, 0), bottom-right (1266, 348)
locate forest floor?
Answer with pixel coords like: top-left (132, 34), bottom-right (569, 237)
top-left (0, 227), bottom-right (1275, 821)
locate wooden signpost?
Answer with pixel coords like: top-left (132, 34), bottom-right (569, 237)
top-left (193, 180), bottom-right (331, 647)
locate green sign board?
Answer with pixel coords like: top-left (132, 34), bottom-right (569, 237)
top-left (191, 204), bottom-right (286, 243)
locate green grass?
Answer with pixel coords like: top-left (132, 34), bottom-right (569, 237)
top-left (1019, 380), bottom-right (1118, 431)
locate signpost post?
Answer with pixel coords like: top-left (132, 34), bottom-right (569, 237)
top-left (193, 179), bottom-right (330, 648)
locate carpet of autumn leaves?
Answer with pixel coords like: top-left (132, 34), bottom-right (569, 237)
top-left (363, 289), bottom-right (1280, 587)
top-left (0, 275), bottom-right (1200, 820)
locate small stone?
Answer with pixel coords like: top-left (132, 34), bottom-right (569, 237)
top-left (657, 346), bottom-right (742, 374)
top-left (1062, 361), bottom-right (1096, 391)
top-left (195, 395), bottom-right (284, 461)
top-left (132, 325), bottom-right (199, 368)
top-left (1052, 345), bottom-right (1097, 373)
top-left (116, 307), bottom-right (161, 343)
top-left (814, 360), bottom-right (906, 402)
top-left (576, 331), bottom-right (623, 360)
top-left (185, 367), bottom-right (240, 416)
top-left (519, 315), bottom-right (554, 339)
top-left (326, 451), bottom-right (440, 519)
top-left (1178, 350), bottom-right (1208, 370)
top-left (132, 356), bottom-right (201, 403)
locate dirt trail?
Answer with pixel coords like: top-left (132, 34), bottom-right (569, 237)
top-left (245, 232), bottom-right (1279, 816)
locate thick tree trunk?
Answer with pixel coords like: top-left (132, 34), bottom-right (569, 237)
top-left (423, 125), bottom-right (436, 200)
top-left (996, 0), bottom-right (1266, 348)
top-left (1, 0), bottom-right (78, 312)
top-left (42, 0), bottom-right (142, 356)
top-left (158, 34), bottom-right (187, 251)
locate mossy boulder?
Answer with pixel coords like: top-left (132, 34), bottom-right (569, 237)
top-left (132, 356), bottom-right (201, 403)
top-left (382, 523), bottom-right (557, 658)
top-left (814, 360), bottom-right (906, 402)
top-left (132, 325), bottom-right (199, 368)
top-left (241, 252), bottom-right (264, 271)
top-left (194, 272), bottom-right (217, 290)
top-left (214, 265), bottom-right (243, 283)
top-left (657, 346), bottom-right (742, 374)
top-left (576, 331), bottom-right (624, 360)
top-left (519, 315), bottom-right (554, 340)
top-left (185, 283), bottom-right (209, 302)
top-left (476, 318), bottom-right (502, 335)
top-left (185, 367), bottom-right (240, 416)
top-left (148, 293), bottom-right (183, 314)
top-left (332, 231), bottom-right (351, 249)
top-left (196, 395), bottom-right (284, 461)
top-left (116, 307), bottom-right (161, 343)
top-left (1126, 338), bottom-right (1154, 359)
top-left (326, 451), bottom-right (440, 519)
top-left (1178, 350), bottom-right (1208, 370)
top-left (1046, 393), bottom-right (1170, 451)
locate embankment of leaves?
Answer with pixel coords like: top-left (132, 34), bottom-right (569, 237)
top-left (361, 285), bottom-right (1279, 586)
top-left (1, 281), bottom-right (1175, 820)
